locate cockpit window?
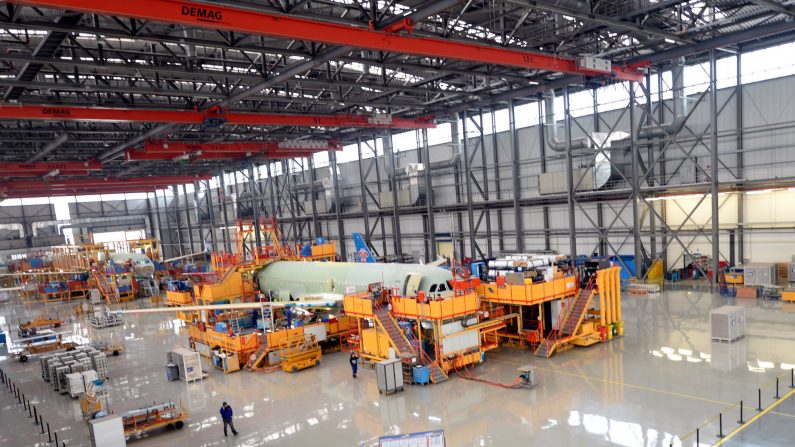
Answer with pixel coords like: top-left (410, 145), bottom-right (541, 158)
top-left (437, 283), bottom-right (446, 292)
top-left (429, 284), bottom-right (437, 293)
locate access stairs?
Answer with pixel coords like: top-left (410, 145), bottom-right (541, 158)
top-left (374, 307), bottom-right (415, 357)
top-left (534, 280), bottom-right (596, 358)
top-left (246, 342), bottom-right (269, 371)
top-left (92, 271), bottom-right (119, 303)
top-left (374, 307), bottom-right (448, 383)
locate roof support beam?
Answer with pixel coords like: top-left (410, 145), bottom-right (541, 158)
top-left (751, 0), bottom-right (795, 18)
top-left (26, 133), bottom-right (69, 162)
top-left (510, 0), bottom-right (692, 44)
top-left (7, 0), bottom-right (644, 81)
top-left (0, 105), bottom-right (435, 128)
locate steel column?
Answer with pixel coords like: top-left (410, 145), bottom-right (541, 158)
top-left (218, 172), bottom-right (232, 252)
top-left (563, 87), bottom-right (577, 261)
top-left (461, 112), bottom-right (477, 260)
top-left (181, 184), bottom-right (195, 253)
top-left (657, 68), bottom-right (668, 271)
top-left (192, 181), bottom-right (205, 252)
top-left (422, 128), bottom-right (436, 261)
top-left (329, 150), bottom-right (347, 260)
top-left (490, 106), bottom-right (505, 252)
top-left (372, 137), bottom-right (388, 256)
top-left (509, 100), bottom-right (524, 252)
top-left (247, 162), bottom-right (262, 248)
top-left (736, 54), bottom-right (745, 264)
top-left (478, 110), bottom-right (493, 258)
top-left (171, 185), bottom-right (184, 256)
top-left (710, 49), bottom-right (720, 281)
top-left (151, 191), bottom-right (167, 257)
top-left (629, 84), bottom-right (643, 278)
top-left (538, 97), bottom-right (551, 251)
top-left (385, 131), bottom-right (402, 258)
top-left (355, 137), bottom-right (371, 244)
top-left (282, 161), bottom-right (298, 244)
top-left (308, 156), bottom-right (321, 238)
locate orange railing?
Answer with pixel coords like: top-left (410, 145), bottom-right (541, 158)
top-left (478, 275), bottom-right (578, 305)
top-left (390, 292), bottom-right (478, 321)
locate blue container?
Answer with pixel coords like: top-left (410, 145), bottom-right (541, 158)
top-left (166, 364), bottom-right (179, 381)
top-left (413, 366), bottom-right (430, 385)
top-left (300, 244), bottom-right (312, 257)
top-left (215, 322), bottom-right (228, 332)
top-left (30, 258), bottom-right (43, 269)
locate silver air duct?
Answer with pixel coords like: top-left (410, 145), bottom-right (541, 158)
top-left (544, 91), bottom-right (592, 152)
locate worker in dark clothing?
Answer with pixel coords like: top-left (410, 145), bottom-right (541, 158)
top-left (350, 351), bottom-right (359, 378)
top-left (220, 402), bottom-right (239, 437)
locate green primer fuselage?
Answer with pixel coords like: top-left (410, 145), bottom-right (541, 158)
top-left (256, 261), bottom-right (454, 301)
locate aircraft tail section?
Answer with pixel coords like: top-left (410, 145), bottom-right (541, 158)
top-left (352, 233), bottom-right (376, 263)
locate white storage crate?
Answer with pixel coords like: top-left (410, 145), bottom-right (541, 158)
top-left (710, 305), bottom-right (746, 342)
top-left (376, 359), bottom-right (404, 395)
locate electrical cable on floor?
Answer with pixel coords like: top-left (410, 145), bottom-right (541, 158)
top-left (452, 356), bottom-right (524, 389)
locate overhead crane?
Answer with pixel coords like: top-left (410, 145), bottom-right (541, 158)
top-left (128, 140), bottom-right (342, 161)
top-left (6, 0), bottom-right (647, 81)
top-left (0, 161), bottom-right (102, 177)
top-left (0, 104), bottom-right (436, 129)
top-left (0, 175), bottom-right (211, 199)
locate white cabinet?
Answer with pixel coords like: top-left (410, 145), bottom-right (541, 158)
top-left (710, 305), bottom-right (746, 342)
top-left (167, 348), bottom-right (203, 382)
top-left (376, 359), bottom-right (404, 395)
top-left (89, 415), bottom-right (126, 447)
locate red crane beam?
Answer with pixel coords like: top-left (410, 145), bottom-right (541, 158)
top-left (128, 139), bottom-right (341, 161)
top-left (0, 104), bottom-right (436, 129)
top-left (7, 0), bottom-right (646, 82)
top-left (5, 175), bottom-right (211, 190)
top-left (0, 161), bottom-right (102, 177)
top-left (2, 186), bottom-right (159, 199)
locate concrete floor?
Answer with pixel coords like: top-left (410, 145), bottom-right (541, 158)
top-left (1, 288), bottom-right (795, 446)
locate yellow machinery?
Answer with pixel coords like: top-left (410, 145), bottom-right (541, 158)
top-left (725, 267), bottom-right (744, 285)
top-left (280, 334), bottom-right (321, 373)
top-left (782, 288), bottom-right (795, 302)
top-left (299, 239), bottom-right (337, 261)
top-left (344, 282), bottom-right (509, 383)
top-left (246, 317), bottom-right (357, 371)
top-left (122, 401), bottom-right (187, 439)
top-left (18, 315), bottom-right (64, 332)
top-left (534, 266), bottom-right (623, 358)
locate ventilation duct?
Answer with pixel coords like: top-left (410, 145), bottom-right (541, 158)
top-left (543, 91), bottom-right (593, 152)
top-left (300, 168), bottom-right (358, 214)
top-left (637, 57), bottom-right (688, 138)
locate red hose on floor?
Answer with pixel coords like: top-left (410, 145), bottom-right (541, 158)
top-left (452, 355), bottom-right (524, 389)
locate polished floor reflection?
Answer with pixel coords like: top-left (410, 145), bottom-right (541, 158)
top-left (1, 289), bottom-right (794, 446)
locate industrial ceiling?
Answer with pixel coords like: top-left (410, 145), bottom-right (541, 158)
top-left (0, 0), bottom-right (794, 197)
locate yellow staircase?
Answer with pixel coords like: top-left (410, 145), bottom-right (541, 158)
top-left (373, 307), bottom-right (416, 358)
top-left (535, 279), bottom-right (596, 358)
top-left (374, 307), bottom-right (449, 383)
top-left (92, 271), bottom-right (118, 303)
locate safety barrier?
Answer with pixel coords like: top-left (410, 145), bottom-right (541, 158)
top-left (673, 368), bottom-right (795, 446)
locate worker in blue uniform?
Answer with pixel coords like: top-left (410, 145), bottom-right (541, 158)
top-left (350, 351), bottom-right (359, 378)
top-left (220, 402), bottom-right (239, 437)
